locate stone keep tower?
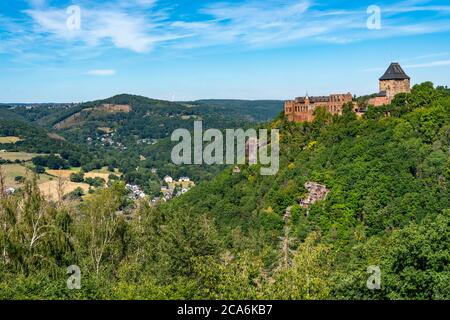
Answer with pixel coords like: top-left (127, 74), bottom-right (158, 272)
top-left (379, 62), bottom-right (411, 98)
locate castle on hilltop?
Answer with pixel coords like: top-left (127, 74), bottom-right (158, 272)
top-left (284, 62), bottom-right (411, 122)
top-left (367, 62), bottom-right (411, 107)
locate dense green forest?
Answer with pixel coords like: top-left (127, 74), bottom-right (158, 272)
top-left (0, 117), bottom-right (89, 162)
top-left (0, 82), bottom-right (448, 299)
top-left (183, 99), bottom-right (284, 122)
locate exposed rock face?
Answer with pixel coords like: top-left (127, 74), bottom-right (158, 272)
top-left (54, 110), bottom-right (90, 130)
top-left (97, 104), bottom-right (131, 113)
top-left (53, 104), bottom-right (131, 130)
top-left (47, 133), bottom-right (66, 141)
top-left (300, 182), bottom-right (329, 208)
top-left (284, 206), bottom-right (292, 221)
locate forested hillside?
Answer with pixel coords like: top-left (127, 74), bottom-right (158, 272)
top-left (185, 99), bottom-right (283, 122)
top-left (1, 95), bottom-right (281, 193)
top-left (0, 117), bottom-right (89, 161)
top-left (0, 83), bottom-right (449, 299)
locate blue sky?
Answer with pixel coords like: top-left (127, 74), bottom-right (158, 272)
top-left (0, 0), bottom-right (450, 102)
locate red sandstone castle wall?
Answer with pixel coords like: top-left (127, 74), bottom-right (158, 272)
top-left (367, 96), bottom-right (391, 107)
top-left (284, 93), bottom-right (352, 122)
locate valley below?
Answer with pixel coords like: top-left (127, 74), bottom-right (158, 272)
top-left (0, 86), bottom-right (449, 300)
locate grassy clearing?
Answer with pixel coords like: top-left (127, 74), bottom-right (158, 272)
top-left (0, 163), bottom-right (53, 188)
top-left (97, 127), bottom-right (114, 133)
top-left (38, 180), bottom-right (90, 201)
top-left (46, 168), bottom-right (118, 183)
top-left (1, 165), bottom-right (119, 200)
top-left (0, 136), bottom-right (22, 144)
top-left (84, 172), bottom-right (111, 182)
top-left (46, 169), bottom-right (79, 178)
top-left (91, 166), bottom-right (121, 174)
top-left (0, 152), bottom-right (42, 161)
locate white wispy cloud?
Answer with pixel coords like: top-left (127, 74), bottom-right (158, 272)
top-left (405, 59), bottom-right (450, 68)
top-left (86, 69), bottom-right (116, 76)
top-left (6, 0), bottom-right (450, 57)
top-left (362, 54), bottom-right (450, 72)
top-left (401, 52), bottom-right (449, 62)
top-left (167, 0), bottom-right (354, 48)
top-left (383, 0), bottom-right (450, 14)
top-left (25, 6), bottom-right (166, 53)
top-left (166, 0), bottom-right (450, 49)
top-left (134, 0), bottom-right (157, 6)
top-left (27, 0), bottom-right (47, 8)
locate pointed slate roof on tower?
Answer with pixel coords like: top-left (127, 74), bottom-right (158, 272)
top-left (379, 62), bottom-right (410, 81)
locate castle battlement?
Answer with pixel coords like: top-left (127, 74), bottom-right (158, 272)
top-left (285, 63), bottom-right (411, 122)
top-left (285, 93), bottom-right (353, 122)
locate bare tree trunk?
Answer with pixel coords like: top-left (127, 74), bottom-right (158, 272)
top-left (278, 206), bottom-right (296, 270)
top-left (56, 174), bottom-right (66, 204)
top-left (0, 166), bottom-right (6, 199)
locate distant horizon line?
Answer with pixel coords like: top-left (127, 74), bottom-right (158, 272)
top-left (1, 81), bottom-right (448, 105)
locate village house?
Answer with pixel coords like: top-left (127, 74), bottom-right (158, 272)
top-left (164, 176), bottom-right (173, 184)
top-left (126, 184), bottom-right (146, 200)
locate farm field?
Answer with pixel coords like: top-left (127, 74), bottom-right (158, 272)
top-left (1, 164), bottom-right (116, 200)
top-left (84, 171), bottom-right (110, 182)
top-left (27, 168), bottom-right (120, 201)
top-left (46, 168), bottom-right (115, 182)
top-left (46, 168), bottom-right (79, 178)
top-left (38, 180), bottom-right (90, 201)
top-left (0, 152), bottom-right (43, 161)
top-left (91, 166), bottom-right (121, 174)
top-left (0, 163), bottom-right (53, 188)
top-left (0, 136), bottom-right (22, 144)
